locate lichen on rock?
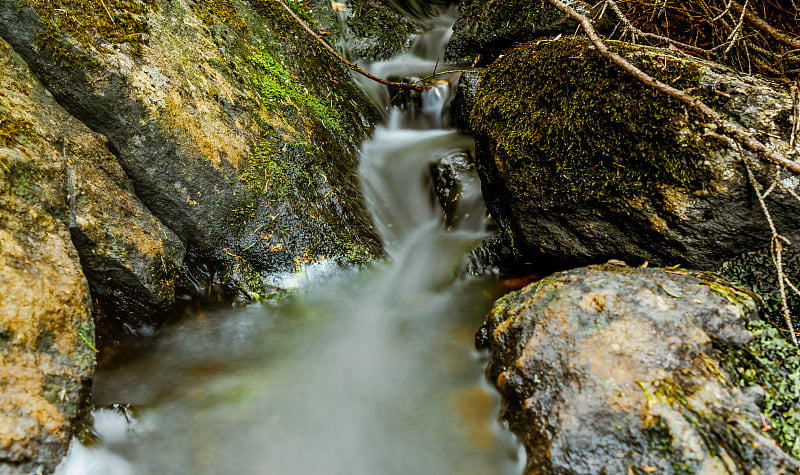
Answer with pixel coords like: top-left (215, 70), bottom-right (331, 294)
top-left (478, 264), bottom-right (800, 473)
top-left (0, 38), bottom-right (97, 474)
top-left (0, 0), bottom-right (385, 307)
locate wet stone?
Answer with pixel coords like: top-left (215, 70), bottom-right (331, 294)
top-left (479, 264), bottom-right (800, 474)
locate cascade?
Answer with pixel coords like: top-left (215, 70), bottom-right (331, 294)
top-left (56, 4), bottom-right (522, 474)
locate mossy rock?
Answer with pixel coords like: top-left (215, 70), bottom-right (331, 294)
top-left (0, 0), bottom-right (384, 304)
top-left (479, 264), bottom-right (800, 473)
top-left (470, 37), bottom-right (798, 272)
top-left (305, 0), bottom-right (420, 62)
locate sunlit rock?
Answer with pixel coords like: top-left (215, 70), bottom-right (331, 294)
top-left (0, 0), bottom-right (384, 313)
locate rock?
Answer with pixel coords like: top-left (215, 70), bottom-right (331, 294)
top-left (0, 39), bottom-right (99, 474)
top-left (308, 0), bottom-right (419, 62)
top-left (470, 37), bottom-right (799, 271)
top-left (0, 0), bottom-right (383, 307)
top-left (478, 264), bottom-right (800, 474)
top-left (451, 70), bottom-right (480, 134)
top-left (445, 0), bottom-right (566, 64)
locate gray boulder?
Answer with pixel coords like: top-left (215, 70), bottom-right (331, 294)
top-left (478, 264), bottom-right (800, 474)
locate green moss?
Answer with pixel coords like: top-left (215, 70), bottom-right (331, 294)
top-left (0, 111), bottom-right (37, 148)
top-left (471, 37), bottom-right (717, 205)
top-left (722, 320), bottom-right (800, 459)
top-left (21, 0), bottom-right (159, 67)
top-left (284, 0), bottom-right (314, 23)
top-left (77, 322), bottom-right (98, 354)
top-left (193, 0), bottom-right (249, 32)
top-left (248, 47), bottom-right (340, 131)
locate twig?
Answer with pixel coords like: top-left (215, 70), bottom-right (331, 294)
top-left (416, 68), bottom-right (481, 83)
top-left (99, 0), bottom-right (116, 25)
top-left (724, 0), bottom-right (749, 54)
top-left (605, 0), bottom-right (712, 56)
top-left (712, 0), bottom-right (735, 22)
top-left (547, 0), bottom-right (800, 175)
top-left (744, 160), bottom-right (798, 346)
top-left (792, 81), bottom-right (799, 150)
top-left (275, 0), bottom-right (430, 92)
top-left (730, 0), bottom-right (800, 51)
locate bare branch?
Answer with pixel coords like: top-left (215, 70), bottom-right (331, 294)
top-left (605, 0), bottom-right (712, 56)
top-left (793, 82), bottom-right (799, 150)
top-left (723, 0), bottom-right (749, 54)
top-left (744, 160), bottom-right (798, 345)
top-left (547, 0), bottom-right (800, 175)
top-left (730, 0), bottom-right (800, 51)
top-left (275, 0), bottom-right (430, 92)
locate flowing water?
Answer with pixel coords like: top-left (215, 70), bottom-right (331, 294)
top-left (57, 4), bottom-right (521, 474)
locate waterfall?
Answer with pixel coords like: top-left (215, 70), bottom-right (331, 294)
top-left (56, 4), bottom-right (521, 475)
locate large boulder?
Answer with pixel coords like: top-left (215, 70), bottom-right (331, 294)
top-left (0, 0), bottom-right (384, 320)
top-left (0, 39), bottom-right (103, 473)
top-left (470, 37), bottom-right (798, 271)
top-left (478, 264), bottom-right (800, 473)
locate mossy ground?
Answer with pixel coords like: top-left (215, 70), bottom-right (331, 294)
top-left (471, 37), bottom-right (717, 206)
top-left (21, 0), bottom-right (159, 66)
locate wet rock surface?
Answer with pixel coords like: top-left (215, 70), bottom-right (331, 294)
top-left (308, 0), bottom-right (419, 62)
top-left (0, 0), bottom-right (384, 308)
top-left (469, 38), bottom-right (799, 271)
top-left (0, 38), bottom-right (97, 474)
top-left (478, 264), bottom-right (800, 474)
top-left (445, 0), bottom-right (574, 64)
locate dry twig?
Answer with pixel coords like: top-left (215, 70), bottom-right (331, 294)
top-left (548, 0), bottom-right (800, 174)
top-left (605, 0), bottom-right (711, 55)
top-left (744, 161), bottom-right (799, 345)
top-left (730, 0), bottom-right (800, 51)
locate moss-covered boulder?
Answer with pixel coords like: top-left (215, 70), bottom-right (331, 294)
top-left (470, 37), bottom-right (798, 271)
top-left (478, 264), bottom-right (800, 473)
top-left (0, 0), bottom-right (385, 311)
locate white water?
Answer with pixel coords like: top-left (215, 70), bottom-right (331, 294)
top-left (57, 5), bottom-right (521, 475)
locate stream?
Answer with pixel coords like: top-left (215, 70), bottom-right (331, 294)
top-left (57, 3), bottom-right (522, 474)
